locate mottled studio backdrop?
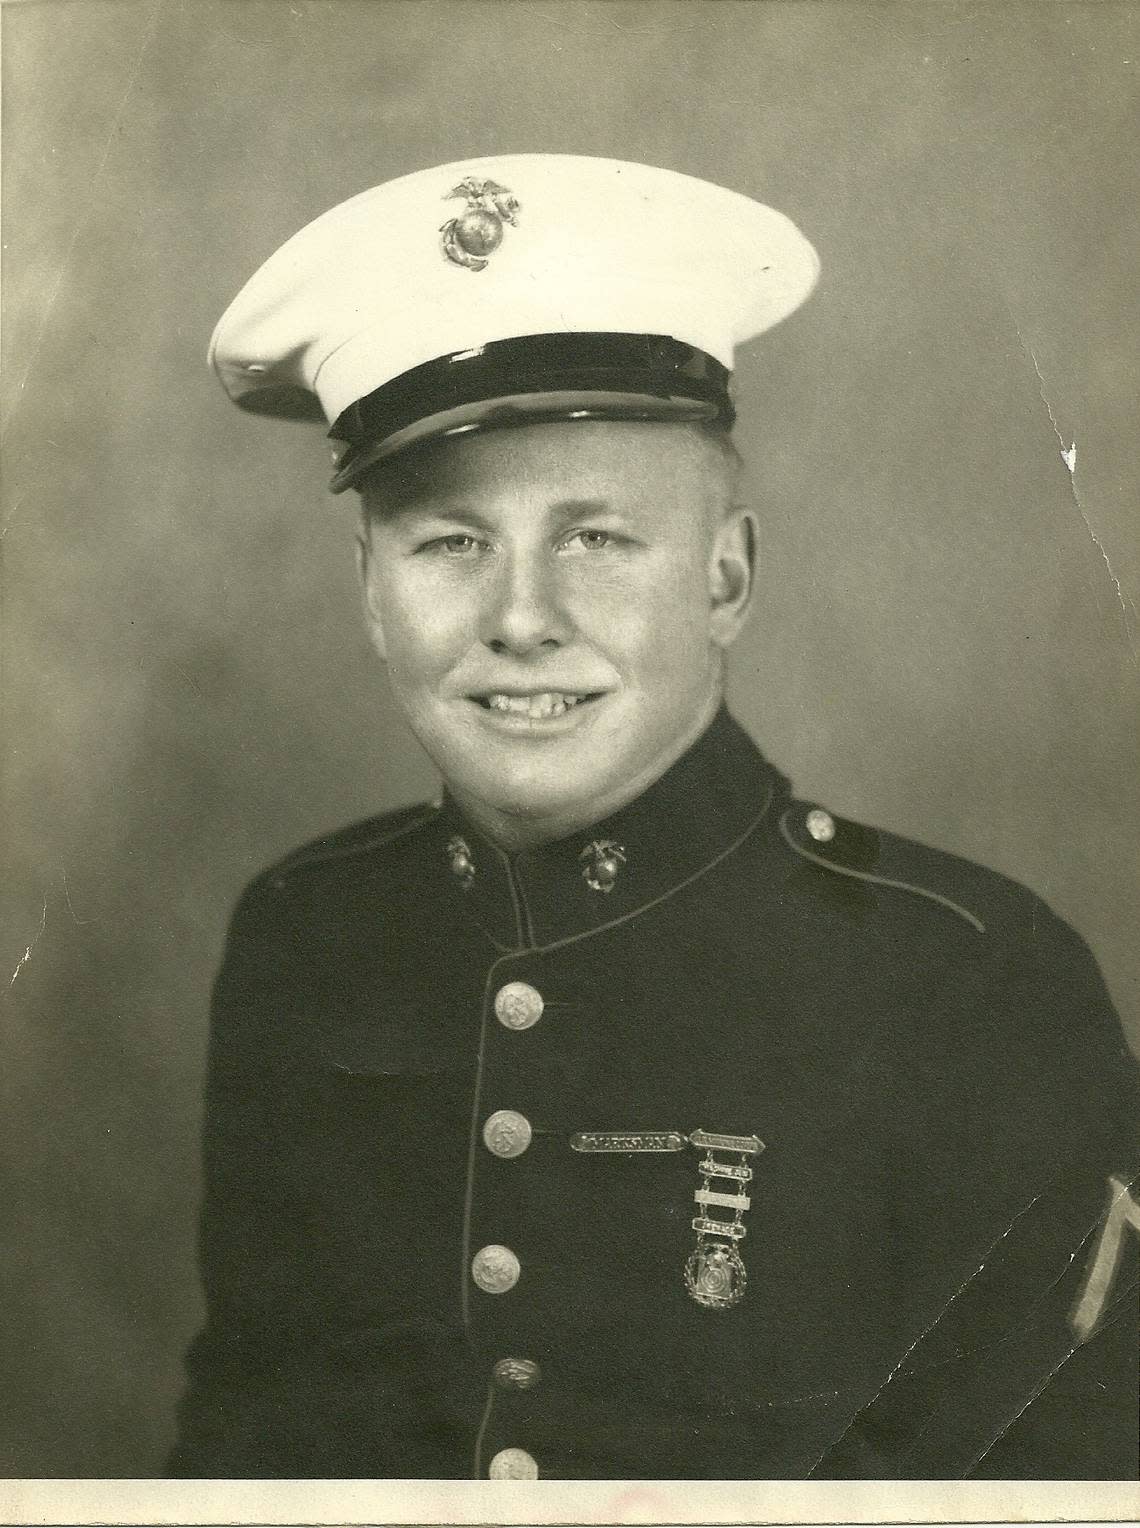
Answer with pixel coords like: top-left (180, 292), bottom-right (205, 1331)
top-left (3, 0), bottom-right (1137, 1477)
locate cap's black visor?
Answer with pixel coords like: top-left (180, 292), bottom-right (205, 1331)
top-left (328, 332), bottom-right (734, 491)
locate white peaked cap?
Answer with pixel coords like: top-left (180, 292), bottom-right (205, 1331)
top-left (209, 154), bottom-right (820, 490)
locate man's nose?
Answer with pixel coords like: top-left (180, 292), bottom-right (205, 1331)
top-left (482, 551), bottom-right (572, 656)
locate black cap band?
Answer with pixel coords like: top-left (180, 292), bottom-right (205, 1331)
top-left (328, 331), bottom-right (734, 489)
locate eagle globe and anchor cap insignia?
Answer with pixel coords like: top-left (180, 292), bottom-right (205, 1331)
top-left (440, 176), bottom-right (521, 271)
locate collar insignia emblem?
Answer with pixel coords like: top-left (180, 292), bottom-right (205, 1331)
top-left (580, 839), bottom-right (626, 893)
top-left (684, 1128), bottom-right (764, 1310)
top-left (445, 835), bottom-right (476, 889)
top-left (441, 177), bottom-right (520, 271)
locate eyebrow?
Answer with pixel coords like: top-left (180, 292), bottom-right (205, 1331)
top-left (390, 503), bottom-right (497, 533)
top-left (548, 499), bottom-right (614, 519)
top-left (393, 498), bottom-right (618, 531)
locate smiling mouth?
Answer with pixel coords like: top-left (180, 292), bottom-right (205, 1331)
top-left (471, 692), bottom-right (603, 720)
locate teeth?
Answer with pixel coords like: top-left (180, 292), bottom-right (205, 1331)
top-left (485, 692), bottom-right (585, 718)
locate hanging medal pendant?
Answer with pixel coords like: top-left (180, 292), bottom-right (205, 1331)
top-left (685, 1238), bottom-right (748, 1309)
top-left (683, 1129), bottom-right (763, 1310)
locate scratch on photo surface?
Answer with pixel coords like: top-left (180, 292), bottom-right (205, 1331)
top-left (62, 867), bottom-right (91, 927)
top-left (967, 1346), bottom-right (1077, 1471)
top-left (1006, 312), bottom-right (1135, 653)
top-left (9, 896), bottom-right (48, 989)
top-left (805, 1187), bottom-right (1045, 1472)
top-left (0, 494), bottom-right (21, 540)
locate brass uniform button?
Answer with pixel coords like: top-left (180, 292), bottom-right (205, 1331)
top-left (488, 1446), bottom-right (538, 1479)
top-left (806, 808), bottom-right (836, 843)
top-left (471, 1243), bottom-right (520, 1294)
top-left (493, 1357), bottom-right (542, 1390)
top-left (494, 981), bottom-right (544, 1030)
top-left (483, 1109), bottom-right (533, 1158)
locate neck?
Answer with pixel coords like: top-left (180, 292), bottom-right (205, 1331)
top-left (449, 689), bottom-right (724, 853)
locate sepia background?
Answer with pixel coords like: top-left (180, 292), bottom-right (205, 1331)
top-left (3, 0), bottom-right (1138, 1477)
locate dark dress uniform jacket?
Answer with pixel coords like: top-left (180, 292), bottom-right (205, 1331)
top-left (170, 710), bottom-right (1139, 1479)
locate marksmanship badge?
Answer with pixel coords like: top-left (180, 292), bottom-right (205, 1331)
top-left (441, 178), bottom-right (520, 271)
top-left (570, 1130), bottom-right (686, 1153)
top-left (684, 1128), bottom-right (764, 1310)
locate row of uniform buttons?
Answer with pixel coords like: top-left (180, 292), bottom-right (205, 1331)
top-left (474, 981), bottom-right (545, 1477)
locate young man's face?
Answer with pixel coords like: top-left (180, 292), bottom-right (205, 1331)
top-left (358, 420), bottom-right (754, 847)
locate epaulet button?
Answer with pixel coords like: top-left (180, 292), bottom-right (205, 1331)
top-left (778, 804), bottom-right (985, 934)
top-left (805, 808), bottom-right (836, 843)
top-left (784, 805), bottom-right (881, 873)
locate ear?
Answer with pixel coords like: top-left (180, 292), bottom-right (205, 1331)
top-left (355, 520), bottom-right (388, 662)
top-left (708, 505), bottom-right (757, 648)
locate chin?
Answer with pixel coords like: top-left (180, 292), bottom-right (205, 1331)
top-left (471, 770), bottom-right (598, 826)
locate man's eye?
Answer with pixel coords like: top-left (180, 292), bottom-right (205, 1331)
top-left (425, 534), bottom-right (481, 555)
top-left (563, 529), bottom-right (614, 552)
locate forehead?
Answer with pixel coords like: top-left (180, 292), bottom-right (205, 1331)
top-left (360, 420), bottom-right (728, 515)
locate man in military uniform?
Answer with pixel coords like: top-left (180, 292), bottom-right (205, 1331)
top-left (170, 156), bottom-right (1138, 1479)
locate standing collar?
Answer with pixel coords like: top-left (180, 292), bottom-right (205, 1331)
top-left (433, 707), bottom-right (786, 952)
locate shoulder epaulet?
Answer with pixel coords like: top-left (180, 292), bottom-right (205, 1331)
top-left (265, 800), bottom-right (439, 887)
top-left (778, 803), bottom-right (987, 935)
